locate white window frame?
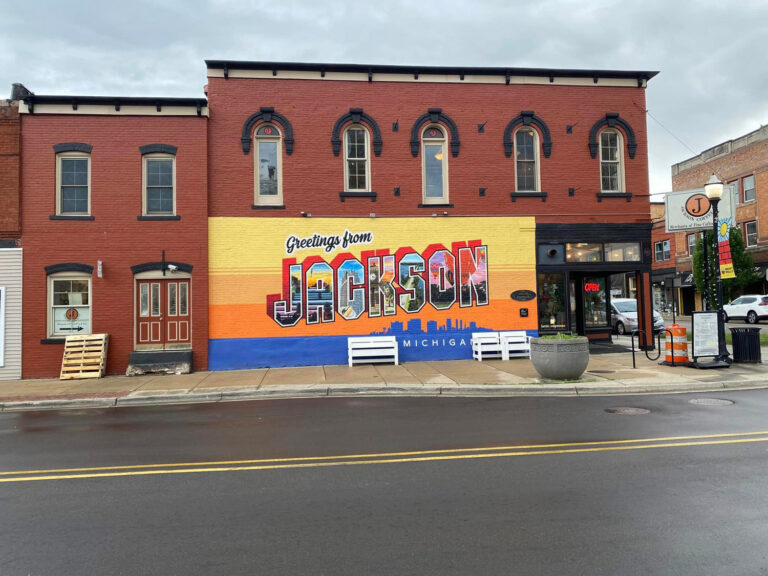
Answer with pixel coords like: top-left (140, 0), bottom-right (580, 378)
top-left (745, 221), bottom-right (758, 247)
top-left (687, 233), bottom-right (696, 255)
top-left (343, 124), bottom-right (371, 192)
top-left (513, 126), bottom-right (540, 192)
top-left (654, 240), bottom-right (670, 262)
top-left (421, 124), bottom-right (449, 204)
top-left (56, 152), bottom-right (91, 216)
top-left (47, 272), bottom-right (92, 338)
top-left (253, 123), bottom-right (283, 206)
top-left (142, 153), bottom-right (176, 216)
top-left (743, 175), bottom-right (756, 203)
top-left (599, 128), bottom-right (625, 193)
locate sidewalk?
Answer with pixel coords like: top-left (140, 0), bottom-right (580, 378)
top-left (2, 342), bottom-right (767, 411)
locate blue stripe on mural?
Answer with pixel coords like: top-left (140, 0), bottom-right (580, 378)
top-left (208, 329), bottom-right (539, 370)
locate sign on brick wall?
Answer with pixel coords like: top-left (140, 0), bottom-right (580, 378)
top-left (664, 186), bottom-right (736, 232)
top-left (208, 217), bottom-right (537, 369)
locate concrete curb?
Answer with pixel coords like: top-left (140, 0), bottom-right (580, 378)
top-left (2, 380), bottom-right (768, 412)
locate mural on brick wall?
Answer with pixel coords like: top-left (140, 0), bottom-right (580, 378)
top-left (208, 217), bottom-right (537, 369)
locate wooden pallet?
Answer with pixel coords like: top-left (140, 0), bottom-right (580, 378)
top-left (60, 333), bottom-right (109, 380)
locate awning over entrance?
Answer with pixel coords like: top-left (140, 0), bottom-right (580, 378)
top-left (674, 272), bottom-right (694, 288)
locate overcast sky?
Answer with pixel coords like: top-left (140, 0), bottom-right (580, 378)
top-left (2, 0), bottom-right (767, 195)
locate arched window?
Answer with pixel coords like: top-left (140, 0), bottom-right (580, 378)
top-left (344, 124), bottom-right (370, 192)
top-left (514, 127), bottom-right (539, 192)
top-left (422, 125), bottom-right (448, 204)
top-left (599, 128), bottom-right (625, 193)
top-left (254, 124), bottom-right (282, 205)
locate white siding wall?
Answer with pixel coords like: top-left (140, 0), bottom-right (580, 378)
top-left (0, 248), bottom-right (22, 380)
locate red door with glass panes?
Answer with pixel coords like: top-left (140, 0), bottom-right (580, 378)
top-left (136, 279), bottom-right (191, 349)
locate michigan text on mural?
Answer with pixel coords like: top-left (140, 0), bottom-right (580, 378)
top-left (268, 241), bottom-right (489, 327)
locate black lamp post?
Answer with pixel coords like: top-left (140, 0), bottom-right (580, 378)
top-left (704, 174), bottom-right (732, 366)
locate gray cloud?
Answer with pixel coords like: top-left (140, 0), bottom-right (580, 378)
top-left (2, 0), bottom-right (767, 193)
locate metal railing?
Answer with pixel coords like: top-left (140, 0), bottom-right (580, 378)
top-left (630, 328), bottom-right (674, 369)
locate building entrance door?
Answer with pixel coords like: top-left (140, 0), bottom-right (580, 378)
top-left (136, 279), bottom-right (191, 350)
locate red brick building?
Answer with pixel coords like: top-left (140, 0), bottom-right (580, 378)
top-left (11, 61), bottom-right (659, 377)
top-left (18, 94), bottom-right (209, 378)
top-left (204, 61), bottom-right (658, 368)
top-left (650, 199), bottom-right (678, 312)
top-left (671, 124), bottom-right (768, 311)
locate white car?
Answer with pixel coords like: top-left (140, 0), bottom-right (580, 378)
top-left (610, 298), bottom-right (665, 335)
top-left (722, 295), bottom-right (768, 324)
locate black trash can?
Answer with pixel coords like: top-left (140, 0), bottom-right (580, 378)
top-left (730, 328), bottom-right (762, 363)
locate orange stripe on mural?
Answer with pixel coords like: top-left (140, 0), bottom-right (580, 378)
top-left (210, 301), bottom-right (537, 339)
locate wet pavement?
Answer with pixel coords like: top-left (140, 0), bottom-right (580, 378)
top-left (1, 340), bottom-right (767, 411)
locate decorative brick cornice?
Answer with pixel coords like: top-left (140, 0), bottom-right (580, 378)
top-left (503, 111), bottom-right (552, 158)
top-left (241, 107), bottom-right (294, 155)
top-left (589, 113), bottom-right (637, 159)
top-left (331, 108), bottom-right (382, 156)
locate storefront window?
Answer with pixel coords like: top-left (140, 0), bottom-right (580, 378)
top-left (583, 276), bottom-right (608, 328)
top-left (566, 243), bottom-right (603, 263)
top-left (538, 273), bottom-right (566, 330)
top-left (605, 242), bottom-right (640, 262)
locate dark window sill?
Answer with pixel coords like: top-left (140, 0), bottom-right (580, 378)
top-left (251, 204), bottom-right (286, 210)
top-left (340, 191), bottom-right (377, 202)
top-left (597, 192), bottom-right (632, 202)
top-left (417, 203), bottom-right (454, 208)
top-left (40, 338), bottom-right (66, 344)
top-left (510, 192), bottom-right (547, 202)
top-left (137, 215), bottom-right (181, 221)
top-left (50, 215), bottom-right (94, 221)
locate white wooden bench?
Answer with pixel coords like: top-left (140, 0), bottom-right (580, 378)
top-left (499, 330), bottom-right (531, 360)
top-left (348, 336), bottom-right (399, 367)
top-left (471, 332), bottom-right (503, 361)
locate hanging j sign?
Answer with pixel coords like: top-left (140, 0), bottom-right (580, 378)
top-left (664, 186), bottom-right (736, 232)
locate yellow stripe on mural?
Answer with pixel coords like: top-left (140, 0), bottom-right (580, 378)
top-left (208, 216), bottom-right (538, 341)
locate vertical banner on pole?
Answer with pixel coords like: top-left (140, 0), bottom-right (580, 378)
top-left (718, 217), bottom-right (736, 279)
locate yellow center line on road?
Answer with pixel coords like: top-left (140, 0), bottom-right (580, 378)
top-left (2, 430), bottom-right (768, 478)
top-left (1, 432), bottom-right (768, 484)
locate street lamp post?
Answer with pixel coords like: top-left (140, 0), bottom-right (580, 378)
top-left (704, 174), bottom-right (732, 366)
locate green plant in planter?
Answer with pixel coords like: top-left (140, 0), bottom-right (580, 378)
top-left (537, 333), bottom-right (583, 340)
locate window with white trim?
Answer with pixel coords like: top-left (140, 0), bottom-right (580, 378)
top-left (654, 240), bottom-right (670, 262)
top-left (514, 127), bottom-right (539, 192)
top-left (48, 273), bottom-right (92, 337)
top-left (599, 129), bottom-right (624, 193)
top-left (687, 233), bottom-right (696, 255)
top-left (254, 124), bottom-right (283, 206)
top-left (344, 125), bottom-right (370, 192)
top-left (743, 175), bottom-right (755, 203)
top-left (745, 221), bottom-right (758, 247)
top-left (56, 153), bottom-right (90, 215)
top-left (422, 125), bottom-right (448, 204)
top-left (143, 154), bottom-right (175, 215)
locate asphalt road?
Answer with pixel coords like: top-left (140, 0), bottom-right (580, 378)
top-left (2, 392), bottom-right (768, 575)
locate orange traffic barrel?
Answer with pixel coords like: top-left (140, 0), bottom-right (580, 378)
top-left (665, 324), bottom-right (689, 364)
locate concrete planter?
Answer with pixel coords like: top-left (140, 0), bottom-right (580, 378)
top-left (530, 336), bottom-right (590, 380)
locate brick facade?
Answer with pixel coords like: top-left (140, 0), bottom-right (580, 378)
top-left (20, 114), bottom-right (209, 378)
top-left (207, 77), bottom-right (651, 224)
top-left (0, 101), bottom-right (20, 241)
top-left (672, 126), bottom-right (768, 275)
top-left (12, 61), bottom-right (658, 377)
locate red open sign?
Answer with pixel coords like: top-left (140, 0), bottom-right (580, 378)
top-left (584, 282), bottom-right (600, 293)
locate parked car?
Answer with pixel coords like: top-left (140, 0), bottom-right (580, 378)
top-left (722, 295), bottom-right (768, 324)
top-left (610, 298), bottom-right (665, 335)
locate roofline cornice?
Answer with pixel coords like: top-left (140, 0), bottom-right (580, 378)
top-left (205, 60), bottom-right (658, 82)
